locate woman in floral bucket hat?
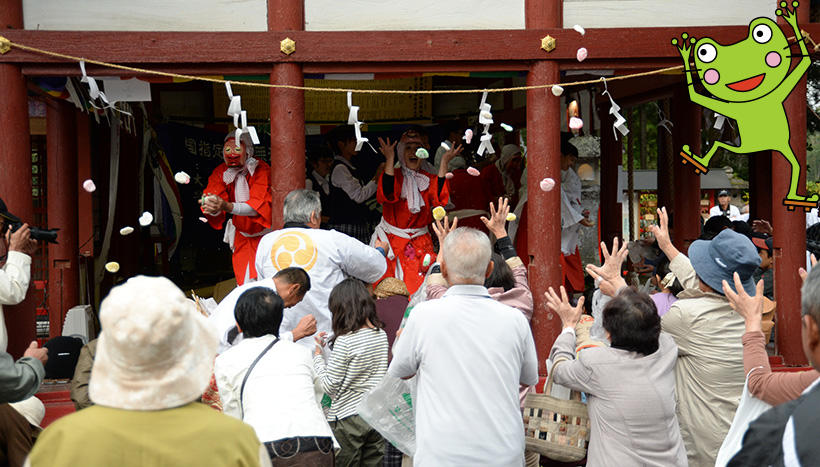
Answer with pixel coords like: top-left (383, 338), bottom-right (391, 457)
top-left (27, 276), bottom-right (270, 467)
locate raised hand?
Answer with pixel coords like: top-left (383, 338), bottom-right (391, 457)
top-left (799, 253), bottom-right (818, 283)
top-left (378, 137), bottom-right (398, 175)
top-left (438, 142), bottom-right (465, 177)
top-left (545, 286), bottom-right (586, 329)
top-left (480, 197), bottom-right (510, 240)
top-left (585, 237), bottom-right (629, 297)
top-left (722, 272), bottom-right (764, 333)
top-left (776, 1), bottom-right (800, 29)
top-left (432, 215), bottom-right (458, 248)
top-left (649, 207), bottom-right (680, 261)
top-left (671, 33), bottom-right (696, 65)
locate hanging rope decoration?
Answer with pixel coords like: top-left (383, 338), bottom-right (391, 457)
top-left (346, 92), bottom-right (372, 151)
top-left (654, 101), bottom-right (674, 135)
top-left (600, 77), bottom-right (629, 140)
top-left (0, 37), bottom-right (690, 95)
top-left (476, 91), bottom-right (496, 156)
top-left (225, 82), bottom-right (260, 145)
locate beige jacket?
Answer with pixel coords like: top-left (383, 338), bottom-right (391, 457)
top-left (662, 254), bottom-right (745, 467)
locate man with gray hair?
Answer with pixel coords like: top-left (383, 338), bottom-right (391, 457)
top-left (389, 227), bottom-right (538, 466)
top-left (254, 189), bottom-right (388, 349)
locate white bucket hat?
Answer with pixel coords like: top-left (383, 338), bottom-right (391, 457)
top-left (89, 276), bottom-right (218, 411)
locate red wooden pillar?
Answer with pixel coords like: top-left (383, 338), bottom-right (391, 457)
top-left (268, 0), bottom-right (305, 229)
top-left (526, 0), bottom-right (563, 374)
top-left (527, 61), bottom-right (562, 374)
top-left (46, 100), bottom-right (79, 336)
top-left (772, 1), bottom-right (809, 365)
top-left (671, 88), bottom-right (702, 252)
top-left (0, 0), bottom-right (36, 357)
top-left (599, 99), bottom-right (621, 248)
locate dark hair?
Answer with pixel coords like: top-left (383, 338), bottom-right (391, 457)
top-left (654, 255), bottom-right (683, 297)
top-left (274, 267), bottom-right (311, 298)
top-left (701, 216), bottom-right (733, 240)
top-left (484, 253), bottom-right (515, 291)
top-left (234, 287), bottom-right (284, 338)
top-left (307, 145), bottom-right (334, 164)
top-left (328, 278), bottom-right (384, 347)
top-left (732, 220), bottom-right (753, 239)
top-left (560, 131), bottom-right (578, 157)
top-left (327, 125), bottom-right (356, 148)
top-left (602, 288), bottom-right (661, 356)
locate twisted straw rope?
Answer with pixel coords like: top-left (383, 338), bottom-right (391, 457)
top-left (2, 38), bottom-right (686, 94)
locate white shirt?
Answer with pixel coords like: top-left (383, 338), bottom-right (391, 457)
top-left (214, 335), bottom-right (337, 445)
top-left (210, 278), bottom-right (281, 354)
top-left (389, 285), bottom-right (538, 466)
top-left (709, 204), bottom-right (742, 221)
top-left (255, 227), bottom-right (387, 350)
top-left (561, 168), bottom-right (584, 255)
top-left (330, 157), bottom-right (376, 203)
top-left (0, 251), bottom-right (31, 352)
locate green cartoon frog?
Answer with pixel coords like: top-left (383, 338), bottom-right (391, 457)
top-left (672, 1), bottom-right (817, 210)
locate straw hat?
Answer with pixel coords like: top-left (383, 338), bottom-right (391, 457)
top-left (374, 277), bottom-right (409, 299)
top-left (89, 276), bottom-right (218, 411)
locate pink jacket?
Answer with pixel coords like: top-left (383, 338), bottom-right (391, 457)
top-left (426, 256), bottom-right (533, 321)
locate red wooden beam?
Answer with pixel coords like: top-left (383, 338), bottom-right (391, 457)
top-left (0, 26), bottom-right (761, 65)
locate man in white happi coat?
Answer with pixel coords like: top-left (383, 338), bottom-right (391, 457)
top-left (253, 189), bottom-right (388, 349)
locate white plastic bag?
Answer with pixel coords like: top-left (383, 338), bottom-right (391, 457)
top-left (358, 374), bottom-right (416, 456)
top-left (715, 368), bottom-right (772, 467)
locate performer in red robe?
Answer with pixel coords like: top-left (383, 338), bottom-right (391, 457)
top-left (372, 129), bottom-right (462, 294)
top-left (201, 132), bottom-right (272, 285)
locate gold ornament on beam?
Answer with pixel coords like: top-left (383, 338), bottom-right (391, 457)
top-left (540, 35), bottom-right (556, 53)
top-left (280, 37), bottom-right (296, 55)
top-left (0, 36), bottom-right (11, 54)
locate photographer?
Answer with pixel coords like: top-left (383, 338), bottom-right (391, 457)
top-left (0, 197), bottom-right (38, 354)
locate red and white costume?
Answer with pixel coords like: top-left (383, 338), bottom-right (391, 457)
top-left (203, 156), bottom-right (272, 285)
top-left (371, 141), bottom-right (449, 295)
top-left (560, 167), bottom-right (585, 293)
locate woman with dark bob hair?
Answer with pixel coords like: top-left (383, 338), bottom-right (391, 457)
top-left (545, 238), bottom-right (687, 467)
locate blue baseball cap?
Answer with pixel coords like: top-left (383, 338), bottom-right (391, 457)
top-left (688, 228), bottom-right (761, 296)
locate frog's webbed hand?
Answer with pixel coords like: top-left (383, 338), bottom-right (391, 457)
top-left (777, 1), bottom-right (811, 95)
top-left (671, 33), bottom-right (695, 78)
top-left (671, 33), bottom-right (730, 113)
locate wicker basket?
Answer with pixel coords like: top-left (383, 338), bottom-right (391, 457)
top-left (523, 360), bottom-right (590, 463)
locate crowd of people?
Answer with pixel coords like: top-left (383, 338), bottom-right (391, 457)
top-left (0, 124), bottom-right (819, 467)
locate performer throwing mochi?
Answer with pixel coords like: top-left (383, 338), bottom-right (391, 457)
top-left (372, 129), bottom-right (462, 294)
top-left (201, 132), bottom-right (272, 285)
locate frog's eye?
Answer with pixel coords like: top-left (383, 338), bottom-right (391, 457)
top-left (752, 24), bottom-right (772, 44)
top-left (697, 43), bottom-right (717, 63)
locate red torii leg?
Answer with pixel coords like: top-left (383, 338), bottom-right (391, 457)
top-left (268, 0), bottom-right (305, 229)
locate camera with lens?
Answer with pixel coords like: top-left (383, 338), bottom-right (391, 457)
top-left (0, 198), bottom-right (59, 244)
top-left (3, 220), bottom-right (59, 244)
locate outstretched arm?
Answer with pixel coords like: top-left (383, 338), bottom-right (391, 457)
top-left (672, 33), bottom-right (734, 116)
top-left (777, 1), bottom-right (811, 98)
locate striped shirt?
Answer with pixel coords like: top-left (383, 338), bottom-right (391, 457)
top-left (313, 327), bottom-right (388, 421)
